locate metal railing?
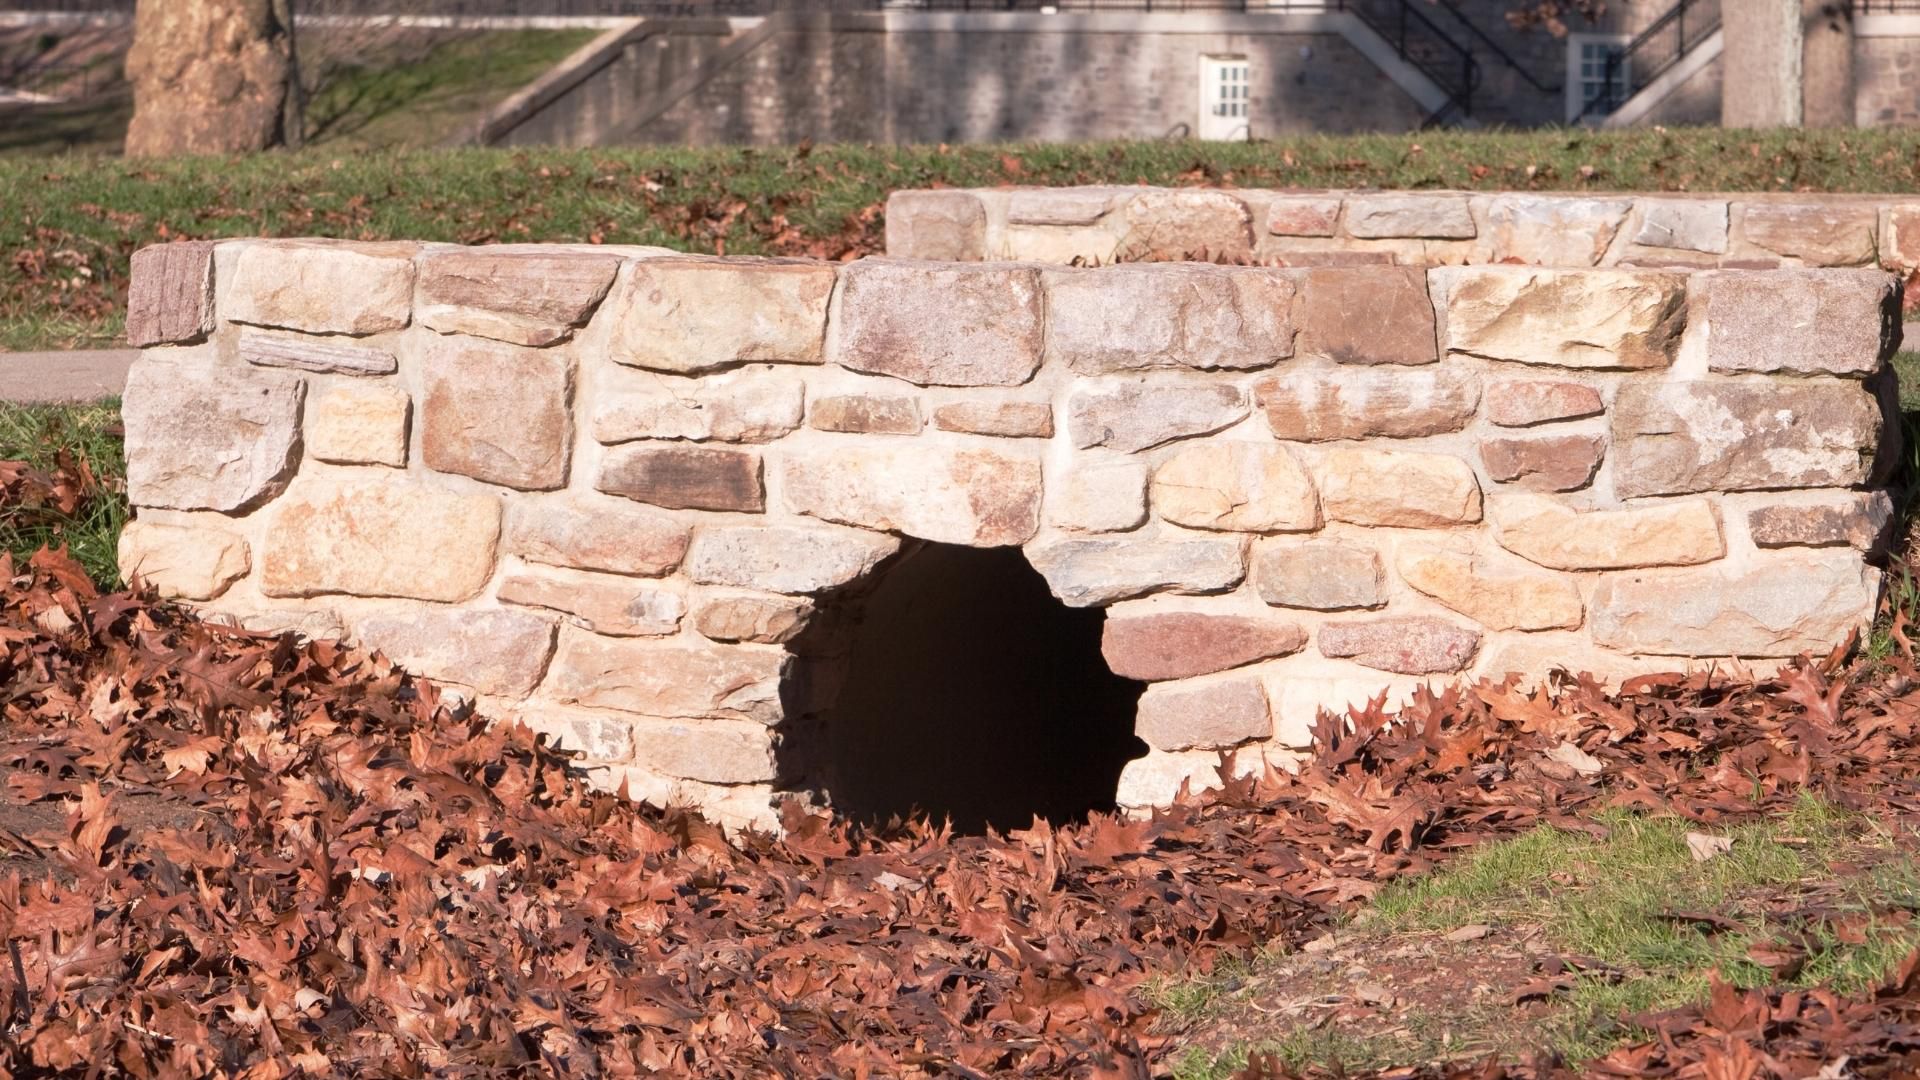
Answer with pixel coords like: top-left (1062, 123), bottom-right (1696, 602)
top-left (1578, 0), bottom-right (1719, 120)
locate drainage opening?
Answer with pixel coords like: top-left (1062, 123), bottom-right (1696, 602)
top-left (783, 542), bottom-right (1147, 835)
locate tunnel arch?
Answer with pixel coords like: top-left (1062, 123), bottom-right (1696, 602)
top-left (777, 541), bottom-right (1148, 834)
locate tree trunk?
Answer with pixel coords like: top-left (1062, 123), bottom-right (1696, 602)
top-left (124, 0), bottom-right (297, 157)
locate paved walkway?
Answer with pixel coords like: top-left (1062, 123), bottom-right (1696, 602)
top-left (0, 349), bottom-right (136, 403)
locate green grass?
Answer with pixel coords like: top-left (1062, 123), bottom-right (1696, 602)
top-left (1168, 798), bottom-right (1920, 1077)
top-left (301, 29), bottom-right (597, 150)
top-left (0, 399), bottom-right (126, 587)
top-left (0, 30), bottom-right (593, 161)
top-left (14, 128), bottom-right (1920, 350)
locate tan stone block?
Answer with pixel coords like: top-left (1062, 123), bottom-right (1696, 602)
top-left (1256, 365), bottom-right (1477, 442)
top-left (1253, 539), bottom-right (1386, 611)
top-left (1134, 674), bottom-right (1271, 751)
top-left (597, 446), bottom-right (765, 512)
top-left (610, 257), bottom-right (834, 374)
top-left (1883, 205), bottom-right (1920, 271)
top-left (1293, 266), bottom-right (1436, 366)
top-left (1045, 457), bottom-right (1149, 533)
top-left (1115, 744), bottom-right (1303, 808)
top-left (415, 247), bottom-right (620, 347)
top-left (419, 336), bottom-right (570, 491)
top-left (685, 522), bottom-right (900, 594)
top-left (127, 241), bottom-right (215, 347)
top-left (1479, 433), bottom-right (1605, 492)
top-left (1436, 268), bottom-right (1686, 369)
top-left (809, 394), bottom-right (922, 434)
top-left (1396, 545), bottom-right (1583, 631)
top-left (1067, 380), bottom-right (1248, 453)
top-left (509, 704), bottom-right (634, 762)
top-left (1740, 203), bottom-right (1877, 266)
top-left (1042, 264), bottom-right (1295, 374)
top-left (884, 190), bottom-right (988, 260)
top-left (1611, 381), bottom-right (1883, 497)
top-left (118, 519), bottom-right (249, 600)
top-left (239, 330), bottom-right (396, 376)
top-left (122, 361), bottom-right (304, 513)
top-left (307, 382), bottom-right (409, 467)
top-left (1701, 269), bottom-right (1898, 377)
top-left (1480, 195), bottom-right (1632, 266)
top-left (1492, 493), bottom-right (1724, 571)
top-left (1267, 196), bottom-right (1342, 237)
top-left (835, 262), bottom-right (1043, 387)
top-left (1151, 442), bottom-right (1320, 533)
top-left (1318, 617), bottom-right (1480, 674)
top-left (1102, 611), bottom-right (1306, 681)
top-left (1633, 199), bottom-right (1729, 254)
top-left (1318, 449), bottom-right (1481, 528)
top-left (506, 493), bottom-right (689, 577)
top-left (499, 567), bottom-right (685, 637)
top-left (260, 476), bottom-right (501, 602)
top-left (779, 445), bottom-right (1040, 546)
top-left (932, 401), bottom-right (1054, 438)
top-left (1590, 556), bottom-right (1879, 657)
top-left (545, 634), bottom-right (788, 723)
top-left (1026, 537), bottom-right (1246, 607)
top-left (1116, 189), bottom-right (1254, 259)
top-left (1474, 637), bottom-right (1678, 691)
top-left (593, 370), bottom-right (804, 445)
top-left (355, 608), bottom-right (554, 697)
top-left (224, 239), bottom-right (415, 335)
top-left (1006, 188), bottom-right (1121, 226)
top-left (629, 717), bottom-right (777, 784)
top-left (1747, 492), bottom-right (1894, 552)
top-left (1484, 379), bottom-right (1604, 428)
top-left (1345, 194), bottom-right (1475, 239)
top-left (692, 592), bottom-right (815, 644)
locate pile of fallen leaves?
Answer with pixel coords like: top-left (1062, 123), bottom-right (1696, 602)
top-left (6, 546), bottom-right (1920, 1077)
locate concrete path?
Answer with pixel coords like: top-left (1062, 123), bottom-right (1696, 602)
top-left (0, 349), bottom-right (136, 403)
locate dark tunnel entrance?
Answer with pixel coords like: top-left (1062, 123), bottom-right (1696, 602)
top-left (788, 543), bottom-right (1148, 835)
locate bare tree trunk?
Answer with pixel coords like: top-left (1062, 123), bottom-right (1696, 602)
top-left (275, 0), bottom-right (305, 149)
top-left (124, 0), bottom-right (296, 157)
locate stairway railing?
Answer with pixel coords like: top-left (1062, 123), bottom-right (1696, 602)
top-left (1578, 0), bottom-right (1720, 120)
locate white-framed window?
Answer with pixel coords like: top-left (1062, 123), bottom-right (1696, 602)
top-left (1199, 55), bottom-right (1252, 141)
top-left (1566, 33), bottom-right (1631, 122)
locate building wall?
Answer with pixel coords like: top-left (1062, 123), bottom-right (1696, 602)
top-left (625, 17), bottom-right (1426, 145)
top-left (1856, 29), bottom-right (1920, 127)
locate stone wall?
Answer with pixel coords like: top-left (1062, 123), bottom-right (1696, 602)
top-left (119, 240), bottom-right (1898, 829)
top-left (886, 188), bottom-right (1920, 283)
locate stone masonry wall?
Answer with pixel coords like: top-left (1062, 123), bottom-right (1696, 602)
top-left (886, 188), bottom-right (1920, 285)
top-left (120, 240), bottom-right (1898, 829)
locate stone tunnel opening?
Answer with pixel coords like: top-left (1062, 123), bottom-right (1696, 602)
top-left (782, 542), bottom-right (1148, 835)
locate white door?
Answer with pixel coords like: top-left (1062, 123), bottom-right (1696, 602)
top-left (1199, 56), bottom-right (1252, 141)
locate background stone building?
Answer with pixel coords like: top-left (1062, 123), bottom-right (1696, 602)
top-left (463, 0), bottom-right (1913, 146)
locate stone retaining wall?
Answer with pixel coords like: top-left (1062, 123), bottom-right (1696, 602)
top-left (886, 189), bottom-right (1920, 283)
top-left (119, 240), bottom-right (1899, 829)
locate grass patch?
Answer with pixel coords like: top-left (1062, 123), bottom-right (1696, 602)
top-left (0, 399), bottom-right (126, 587)
top-left (301, 29), bottom-right (598, 150)
top-left (1168, 797), bottom-right (1920, 1076)
top-left (12, 128), bottom-right (1920, 349)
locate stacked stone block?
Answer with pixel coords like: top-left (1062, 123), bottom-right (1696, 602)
top-left (120, 238), bottom-right (1897, 828)
top-left (887, 188), bottom-right (1920, 280)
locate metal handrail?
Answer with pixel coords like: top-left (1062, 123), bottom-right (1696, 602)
top-left (1578, 0), bottom-right (1720, 120)
top-left (1428, 0), bottom-right (1558, 93)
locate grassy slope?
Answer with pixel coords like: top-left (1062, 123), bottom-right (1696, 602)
top-left (0, 29), bottom-right (593, 160)
top-left (1165, 800), bottom-right (1920, 1077)
top-left (8, 128), bottom-right (1920, 349)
